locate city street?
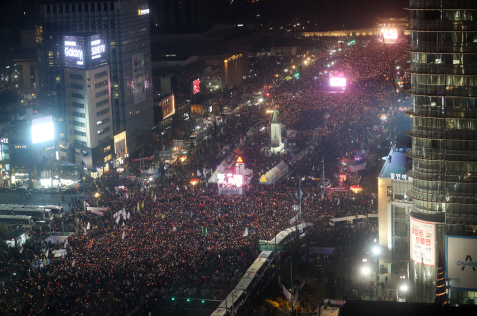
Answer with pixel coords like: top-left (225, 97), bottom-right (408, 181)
top-left (0, 192), bottom-right (83, 211)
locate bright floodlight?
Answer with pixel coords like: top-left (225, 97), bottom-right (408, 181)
top-left (32, 116), bottom-right (55, 144)
top-left (361, 267), bottom-right (370, 275)
top-left (400, 285), bottom-right (408, 292)
top-left (372, 246), bottom-right (380, 255)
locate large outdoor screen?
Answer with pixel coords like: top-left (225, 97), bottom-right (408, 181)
top-left (329, 71), bottom-right (346, 87)
top-left (32, 116), bottom-right (54, 144)
top-left (193, 79), bottom-right (200, 94)
top-left (64, 36), bottom-right (85, 68)
top-left (64, 34), bottom-right (107, 69)
top-left (382, 28), bottom-right (398, 43)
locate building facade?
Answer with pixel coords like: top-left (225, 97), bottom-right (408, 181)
top-left (40, 0), bottom-right (154, 155)
top-left (407, 0), bottom-right (477, 304)
top-left (63, 34), bottom-right (114, 172)
top-left (378, 148), bottom-right (413, 273)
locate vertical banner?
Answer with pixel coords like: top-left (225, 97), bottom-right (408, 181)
top-left (132, 53), bottom-right (145, 104)
top-left (410, 217), bottom-right (436, 266)
top-left (446, 236), bottom-right (477, 290)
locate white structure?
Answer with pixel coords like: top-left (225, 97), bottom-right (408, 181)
top-left (260, 160), bottom-right (288, 185)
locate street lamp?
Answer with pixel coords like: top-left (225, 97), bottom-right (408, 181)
top-left (400, 285), bottom-right (408, 292)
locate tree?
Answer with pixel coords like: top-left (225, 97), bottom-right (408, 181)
top-left (434, 252), bottom-right (448, 304)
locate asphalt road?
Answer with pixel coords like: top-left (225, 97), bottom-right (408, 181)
top-left (0, 191), bottom-right (83, 211)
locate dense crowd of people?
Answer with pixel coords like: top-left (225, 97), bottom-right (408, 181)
top-left (0, 38), bottom-right (409, 315)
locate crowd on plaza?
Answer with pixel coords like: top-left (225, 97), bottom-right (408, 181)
top-left (0, 39), bottom-right (409, 315)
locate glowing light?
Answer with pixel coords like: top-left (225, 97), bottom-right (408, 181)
top-left (237, 157), bottom-right (243, 163)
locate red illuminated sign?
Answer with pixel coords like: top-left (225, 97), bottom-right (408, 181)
top-left (193, 79), bottom-right (200, 94)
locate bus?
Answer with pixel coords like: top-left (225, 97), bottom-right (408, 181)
top-left (0, 204), bottom-right (23, 215)
top-left (0, 215), bottom-right (34, 228)
top-left (23, 205), bottom-right (65, 218)
top-left (12, 208), bottom-right (54, 222)
top-left (329, 215), bottom-right (370, 227)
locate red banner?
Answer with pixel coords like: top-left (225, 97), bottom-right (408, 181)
top-left (325, 186), bottom-right (349, 192)
top-left (131, 156), bottom-right (153, 162)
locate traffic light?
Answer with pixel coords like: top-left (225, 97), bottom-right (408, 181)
top-left (171, 297), bottom-right (175, 301)
top-left (187, 298), bottom-right (191, 302)
top-left (202, 300), bottom-right (205, 303)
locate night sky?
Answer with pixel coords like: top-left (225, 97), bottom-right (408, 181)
top-left (232, 0), bottom-right (409, 30)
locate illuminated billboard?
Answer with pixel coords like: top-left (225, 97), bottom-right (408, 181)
top-left (132, 53), bottom-right (146, 105)
top-left (410, 217), bottom-right (436, 266)
top-left (32, 116), bottom-right (55, 144)
top-left (193, 79), bottom-right (200, 94)
top-left (64, 36), bottom-right (85, 68)
top-left (114, 131), bottom-right (127, 159)
top-left (89, 34), bottom-right (107, 67)
top-left (329, 71), bottom-right (346, 87)
top-left (64, 34), bottom-right (107, 69)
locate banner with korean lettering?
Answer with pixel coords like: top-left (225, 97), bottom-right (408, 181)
top-left (410, 217), bottom-right (436, 266)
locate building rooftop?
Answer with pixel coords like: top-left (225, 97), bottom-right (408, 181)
top-left (379, 147), bottom-right (409, 178)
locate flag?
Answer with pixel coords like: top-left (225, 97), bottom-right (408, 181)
top-left (205, 227), bottom-right (208, 236)
top-left (243, 228), bottom-right (249, 237)
top-left (211, 167), bottom-right (213, 175)
top-left (321, 191), bottom-right (325, 200)
top-left (45, 249), bottom-right (49, 258)
top-left (122, 230), bottom-right (125, 240)
top-left (151, 190), bottom-right (154, 198)
top-left (86, 222), bottom-right (90, 230)
top-left (127, 212), bottom-right (130, 219)
top-left (154, 194), bottom-right (157, 202)
top-left (84, 201), bottom-right (90, 207)
top-left (137, 202), bottom-right (140, 212)
top-left (72, 259), bottom-right (76, 267)
top-left (173, 225), bottom-right (177, 232)
top-left (116, 216), bottom-right (120, 224)
top-left (201, 226), bottom-right (204, 236)
top-left (295, 191), bottom-right (298, 199)
top-left (176, 186), bottom-right (180, 191)
top-left (203, 167), bottom-right (206, 176)
top-left (43, 258), bottom-right (46, 266)
top-left (123, 209), bottom-right (127, 220)
top-left (191, 210), bottom-right (193, 217)
top-left (141, 201), bottom-right (144, 209)
top-left (337, 197), bottom-right (340, 206)
top-left (89, 238), bottom-right (94, 248)
top-left (197, 169), bottom-right (202, 177)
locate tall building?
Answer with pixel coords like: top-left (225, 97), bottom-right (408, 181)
top-left (407, 0), bottom-right (477, 304)
top-left (39, 0), bottom-right (153, 160)
top-left (63, 34), bottom-right (114, 172)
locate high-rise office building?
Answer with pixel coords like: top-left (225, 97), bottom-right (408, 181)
top-left (407, 0), bottom-right (477, 304)
top-left (39, 0), bottom-right (153, 160)
top-left (63, 34), bottom-right (114, 171)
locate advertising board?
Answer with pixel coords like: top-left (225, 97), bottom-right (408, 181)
top-left (193, 79), bottom-right (200, 94)
top-left (32, 116), bottom-right (54, 144)
top-left (446, 236), bottom-right (477, 290)
top-left (64, 36), bottom-right (85, 68)
top-left (132, 53), bottom-right (146, 104)
top-left (64, 34), bottom-right (107, 69)
top-left (410, 217), bottom-right (436, 266)
top-left (218, 187), bottom-right (243, 195)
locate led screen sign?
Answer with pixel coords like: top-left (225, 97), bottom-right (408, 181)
top-left (193, 79), bottom-right (200, 94)
top-left (32, 116), bottom-right (55, 144)
top-left (64, 34), bottom-right (107, 69)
